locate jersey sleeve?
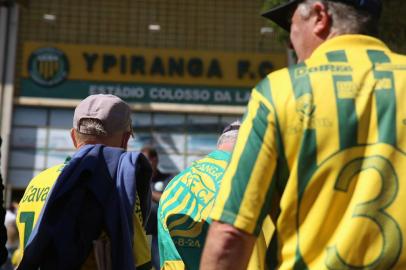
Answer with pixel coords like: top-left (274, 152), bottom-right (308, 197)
top-left (210, 84), bottom-right (279, 236)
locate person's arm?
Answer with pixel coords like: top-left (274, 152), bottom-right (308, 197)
top-left (200, 221), bottom-right (256, 270)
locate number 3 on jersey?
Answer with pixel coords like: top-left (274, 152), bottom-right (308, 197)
top-left (298, 144), bottom-right (405, 269)
top-left (326, 156), bottom-right (401, 269)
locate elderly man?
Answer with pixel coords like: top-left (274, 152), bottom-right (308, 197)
top-left (15, 94), bottom-right (152, 270)
top-left (202, 0), bottom-right (406, 269)
top-left (159, 121), bottom-right (272, 270)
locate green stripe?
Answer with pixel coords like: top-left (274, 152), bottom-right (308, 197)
top-left (220, 100), bottom-right (271, 233)
top-left (288, 63), bottom-right (318, 200)
top-left (294, 248), bottom-right (309, 270)
top-left (256, 76), bottom-right (273, 102)
top-left (327, 50), bottom-right (359, 149)
top-left (297, 130), bottom-right (318, 201)
top-left (367, 50), bottom-right (397, 145)
top-left (275, 132), bottom-right (290, 194)
top-left (334, 75), bottom-right (358, 148)
top-left (255, 133), bottom-right (288, 236)
top-left (326, 50), bottom-right (348, 62)
top-left (255, 78), bottom-right (289, 234)
top-left (254, 177), bottom-right (277, 236)
top-left (254, 77), bottom-right (289, 265)
top-left (267, 231), bottom-right (279, 269)
top-left (256, 78), bottom-right (290, 192)
top-left (289, 63), bottom-right (319, 270)
top-left (289, 62), bottom-right (312, 98)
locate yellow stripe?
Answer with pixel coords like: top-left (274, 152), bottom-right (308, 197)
top-left (262, 216), bottom-right (274, 246)
top-left (167, 214), bottom-right (190, 232)
top-left (133, 214), bottom-right (151, 266)
top-left (160, 183), bottom-right (185, 213)
top-left (161, 260), bottom-right (185, 270)
top-left (170, 221), bottom-right (203, 238)
top-left (267, 70), bottom-right (296, 171)
top-left (164, 193), bottom-right (192, 228)
top-left (167, 195), bottom-right (197, 230)
top-left (310, 68), bottom-right (340, 163)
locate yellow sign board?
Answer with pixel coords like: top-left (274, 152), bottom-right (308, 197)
top-left (22, 42), bottom-right (287, 88)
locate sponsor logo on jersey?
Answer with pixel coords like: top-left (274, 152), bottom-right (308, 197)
top-left (287, 93), bottom-right (332, 134)
top-left (161, 162), bottom-right (220, 239)
top-left (21, 186), bottom-right (50, 203)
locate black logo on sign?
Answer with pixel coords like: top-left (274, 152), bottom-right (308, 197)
top-left (28, 47), bottom-right (69, 87)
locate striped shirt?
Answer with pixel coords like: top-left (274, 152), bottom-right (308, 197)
top-left (210, 35), bottom-right (406, 269)
top-left (158, 150), bottom-right (273, 269)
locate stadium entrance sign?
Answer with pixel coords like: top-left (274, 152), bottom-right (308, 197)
top-left (21, 42), bottom-right (287, 105)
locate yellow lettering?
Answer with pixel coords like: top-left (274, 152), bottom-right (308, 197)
top-left (376, 78), bottom-right (392, 90)
top-left (337, 81), bottom-right (357, 99)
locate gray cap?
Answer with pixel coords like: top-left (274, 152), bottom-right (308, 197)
top-left (73, 94), bottom-right (132, 135)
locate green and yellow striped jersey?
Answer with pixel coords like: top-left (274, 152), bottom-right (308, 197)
top-left (210, 35), bottom-right (406, 269)
top-left (158, 150), bottom-right (273, 270)
top-left (15, 163), bottom-right (151, 270)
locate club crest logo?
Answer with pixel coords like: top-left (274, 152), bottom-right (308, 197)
top-left (28, 47), bottom-right (69, 87)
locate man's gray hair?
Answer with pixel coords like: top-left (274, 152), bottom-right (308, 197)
top-left (217, 121), bottom-right (241, 148)
top-left (76, 118), bottom-right (108, 137)
top-left (299, 0), bottom-right (379, 36)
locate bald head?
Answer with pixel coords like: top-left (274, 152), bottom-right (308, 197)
top-left (217, 121), bottom-right (241, 152)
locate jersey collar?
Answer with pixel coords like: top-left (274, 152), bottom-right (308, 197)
top-left (208, 150), bottom-right (231, 161)
top-left (309, 34), bottom-right (390, 61)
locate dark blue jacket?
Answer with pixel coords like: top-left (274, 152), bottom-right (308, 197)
top-left (17, 144), bottom-right (152, 270)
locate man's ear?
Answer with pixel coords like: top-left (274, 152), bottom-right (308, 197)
top-left (312, 2), bottom-right (330, 37)
top-left (70, 128), bottom-right (79, 149)
top-left (121, 132), bottom-right (131, 150)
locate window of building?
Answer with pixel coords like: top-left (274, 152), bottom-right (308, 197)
top-left (9, 106), bottom-right (241, 189)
